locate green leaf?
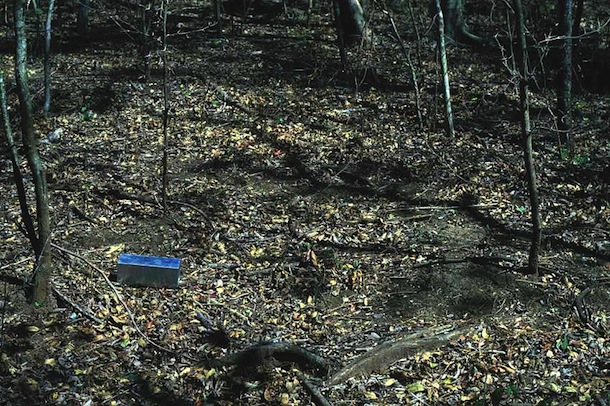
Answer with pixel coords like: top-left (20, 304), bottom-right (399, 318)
top-left (124, 372), bottom-right (140, 382)
top-left (572, 154), bottom-right (590, 166)
top-left (505, 383), bottom-right (519, 395)
top-left (556, 334), bottom-right (569, 351)
top-left (407, 382), bottom-right (425, 393)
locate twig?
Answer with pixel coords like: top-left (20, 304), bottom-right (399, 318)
top-left (515, 278), bottom-right (546, 287)
top-left (399, 214), bottom-right (433, 222)
top-left (167, 199), bottom-right (214, 226)
top-left (295, 370), bottom-right (333, 406)
top-left (51, 285), bottom-right (102, 324)
top-left (96, 186), bottom-right (214, 226)
top-left (383, 8), bottom-right (423, 129)
top-left (208, 82), bottom-right (257, 115)
top-left (0, 257), bottom-right (30, 271)
top-left (401, 204), bottom-right (497, 211)
top-left (573, 286), bottom-right (592, 325)
top-left (411, 258), bottom-right (460, 268)
top-left (413, 256), bottom-right (515, 269)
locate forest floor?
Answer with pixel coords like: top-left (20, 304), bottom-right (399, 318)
top-left (1, 1), bottom-right (609, 405)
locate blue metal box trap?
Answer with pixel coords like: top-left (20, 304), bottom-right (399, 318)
top-left (117, 254), bottom-right (181, 287)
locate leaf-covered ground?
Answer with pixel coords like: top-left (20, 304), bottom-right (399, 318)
top-left (1, 1), bottom-right (609, 405)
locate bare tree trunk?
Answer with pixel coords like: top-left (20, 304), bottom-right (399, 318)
top-left (215, 0), bottom-right (223, 33)
top-left (386, 11), bottom-right (423, 129)
top-left (306, 0), bottom-right (313, 27)
top-left (13, 0), bottom-right (53, 304)
top-left (432, 0), bottom-right (485, 46)
top-left (434, 0), bottom-right (454, 138)
top-left (407, 0), bottom-right (422, 68)
top-left (161, 0), bottom-right (170, 210)
top-left (514, 0), bottom-right (541, 278)
top-left (557, 0), bottom-right (573, 153)
top-left (77, 0), bottom-right (90, 39)
top-left (0, 73), bottom-right (37, 248)
top-left (139, 1), bottom-right (155, 81)
top-left (43, 0), bottom-right (55, 114)
top-left (335, 0), bottom-right (367, 46)
top-left (572, 0), bottom-right (583, 35)
top-left (332, 0), bottom-right (349, 69)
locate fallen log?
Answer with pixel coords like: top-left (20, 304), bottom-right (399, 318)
top-left (329, 324), bottom-right (470, 385)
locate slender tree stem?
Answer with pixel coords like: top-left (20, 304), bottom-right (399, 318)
top-left (14, 0), bottom-right (53, 303)
top-left (435, 0), bottom-right (454, 138)
top-left (43, 0), bottom-right (55, 114)
top-left (557, 0), bottom-right (573, 152)
top-left (0, 73), bottom-right (37, 246)
top-left (514, 0), bottom-right (541, 278)
top-left (161, 0), bottom-right (170, 211)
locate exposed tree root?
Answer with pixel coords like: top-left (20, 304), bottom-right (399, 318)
top-left (221, 341), bottom-right (329, 376)
top-left (292, 370), bottom-right (331, 406)
top-left (329, 325), bottom-right (470, 385)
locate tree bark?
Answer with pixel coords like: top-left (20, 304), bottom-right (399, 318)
top-left (435, 0), bottom-right (455, 138)
top-left (215, 0), bottom-right (222, 33)
top-left (14, 0), bottom-right (53, 304)
top-left (161, 0), bottom-right (170, 210)
top-left (0, 73), bottom-right (37, 249)
top-left (139, 0), bottom-right (155, 81)
top-left (514, 0), bottom-right (541, 278)
top-left (43, 0), bottom-right (55, 114)
top-left (432, 0), bottom-right (485, 46)
top-left (572, 0), bottom-right (583, 35)
top-left (332, 0), bottom-right (349, 69)
top-left (557, 0), bottom-right (573, 152)
top-left (77, 0), bottom-right (90, 38)
top-left (335, 0), bottom-right (367, 46)
top-left (386, 11), bottom-right (423, 129)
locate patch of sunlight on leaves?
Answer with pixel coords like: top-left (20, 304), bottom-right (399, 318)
top-left (250, 246), bottom-right (264, 257)
top-left (442, 377), bottom-right (460, 390)
top-left (363, 391), bottom-right (378, 399)
top-left (481, 328), bottom-right (489, 339)
top-left (105, 243), bottom-right (125, 258)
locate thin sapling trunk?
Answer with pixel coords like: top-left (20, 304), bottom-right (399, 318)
top-left (514, 0), bottom-right (542, 278)
top-left (13, 0), bottom-right (53, 303)
top-left (434, 0), bottom-right (455, 138)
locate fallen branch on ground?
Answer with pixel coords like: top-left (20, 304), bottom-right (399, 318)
top-left (51, 285), bottom-right (103, 324)
top-left (328, 325), bottom-right (470, 385)
top-left (222, 341), bottom-right (329, 376)
top-left (295, 370), bottom-right (332, 406)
